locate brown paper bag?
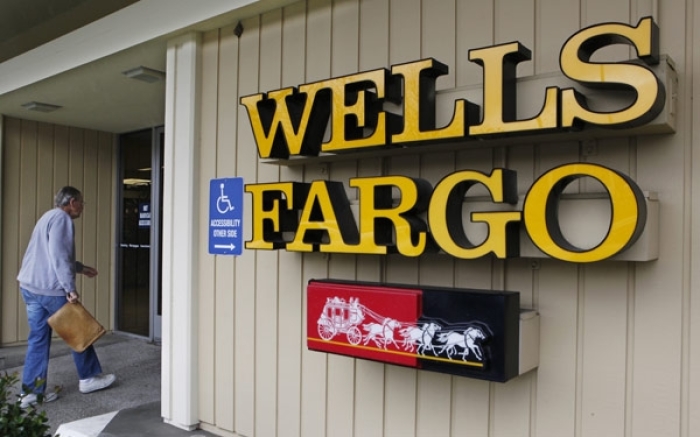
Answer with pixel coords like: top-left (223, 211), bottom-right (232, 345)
top-left (48, 302), bottom-right (106, 353)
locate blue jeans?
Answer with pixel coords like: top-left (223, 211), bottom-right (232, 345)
top-left (21, 288), bottom-right (102, 394)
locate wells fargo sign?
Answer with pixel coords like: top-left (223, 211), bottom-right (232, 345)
top-left (240, 18), bottom-right (664, 263)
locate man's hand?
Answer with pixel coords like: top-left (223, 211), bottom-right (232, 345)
top-left (66, 291), bottom-right (80, 303)
top-left (81, 265), bottom-right (98, 278)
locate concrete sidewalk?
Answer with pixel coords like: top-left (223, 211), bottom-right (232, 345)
top-left (0, 333), bottom-right (215, 436)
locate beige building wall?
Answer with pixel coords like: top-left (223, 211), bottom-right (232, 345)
top-left (182, 0), bottom-right (700, 436)
top-left (1, 116), bottom-right (116, 345)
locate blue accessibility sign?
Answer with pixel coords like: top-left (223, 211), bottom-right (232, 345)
top-left (209, 177), bottom-right (243, 255)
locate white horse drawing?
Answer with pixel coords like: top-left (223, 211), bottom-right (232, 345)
top-left (464, 326), bottom-right (487, 360)
top-left (362, 318), bottom-right (401, 349)
top-left (435, 331), bottom-right (465, 358)
top-left (435, 326), bottom-right (487, 361)
top-left (398, 322), bottom-right (441, 354)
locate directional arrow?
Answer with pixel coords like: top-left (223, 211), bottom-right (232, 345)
top-left (214, 243), bottom-right (236, 250)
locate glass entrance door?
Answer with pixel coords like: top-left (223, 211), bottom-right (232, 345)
top-left (117, 128), bottom-right (163, 341)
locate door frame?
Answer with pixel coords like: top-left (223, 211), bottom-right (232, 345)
top-left (114, 126), bottom-right (163, 342)
top-left (150, 126), bottom-right (164, 343)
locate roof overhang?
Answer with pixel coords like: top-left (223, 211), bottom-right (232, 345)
top-left (0, 0), bottom-right (296, 133)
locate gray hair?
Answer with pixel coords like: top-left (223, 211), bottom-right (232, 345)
top-left (54, 186), bottom-right (82, 207)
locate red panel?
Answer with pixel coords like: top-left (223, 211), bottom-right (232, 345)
top-left (307, 280), bottom-right (422, 367)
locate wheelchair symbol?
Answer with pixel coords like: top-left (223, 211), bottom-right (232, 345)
top-left (216, 183), bottom-right (235, 214)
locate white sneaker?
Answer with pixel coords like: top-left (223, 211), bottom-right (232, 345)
top-left (79, 373), bottom-right (116, 394)
top-left (20, 392), bottom-right (58, 408)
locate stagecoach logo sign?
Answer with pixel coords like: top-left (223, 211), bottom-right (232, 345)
top-left (316, 297), bottom-right (490, 363)
top-left (308, 280), bottom-right (520, 382)
top-left (240, 17), bottom-right (666, 263)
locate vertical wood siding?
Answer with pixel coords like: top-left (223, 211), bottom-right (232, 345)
top-left (192, 0), bottom-right (699, 436)
top-left (1, 117), bottom-right (116, 345)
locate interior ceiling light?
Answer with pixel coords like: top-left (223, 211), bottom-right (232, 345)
top-left (122, 66), bottom-right (165, 83)
top-left (124, 178), bottom-right (151, 186)
top-left (22, 101), bottom-right (62, 112)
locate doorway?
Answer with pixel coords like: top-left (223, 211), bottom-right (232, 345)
top-left (116, 127), bottom-right (163, 341)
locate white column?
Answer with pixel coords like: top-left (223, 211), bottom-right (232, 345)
top-left (161, 32), bottom-right (201, 431)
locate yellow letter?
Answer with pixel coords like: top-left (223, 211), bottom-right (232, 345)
top-left (429, 169), bottom-right (521, 259)
top-left (245, 182), bottom-right (306, 250)
top-left (391, 59), bottom-right (475, 145)
top-left (240, 85), bottom-right (330, 159)
top-left (469, 42), bottom-right (559, 136)
top-left (523, 163), bottom-right (646, 262)
top-left (287, 181), bottom-right (360, 253)
top-left (349, 176), bottom-right (431, 256)
top-left (321, 69), bottom-right (392, 152)
top-left (560, 17), bottom-right (664, 128)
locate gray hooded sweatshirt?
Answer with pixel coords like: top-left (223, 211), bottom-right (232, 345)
top-left (17, 208), bottom-right (84, 296)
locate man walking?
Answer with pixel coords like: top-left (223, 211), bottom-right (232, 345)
top-left (17, 186), bottom-right (115, 408)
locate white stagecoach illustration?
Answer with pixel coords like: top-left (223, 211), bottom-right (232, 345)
top-left (317, 297), bottom-right (365, 345)
top-left (317, 296), bottom-right (491, 362)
